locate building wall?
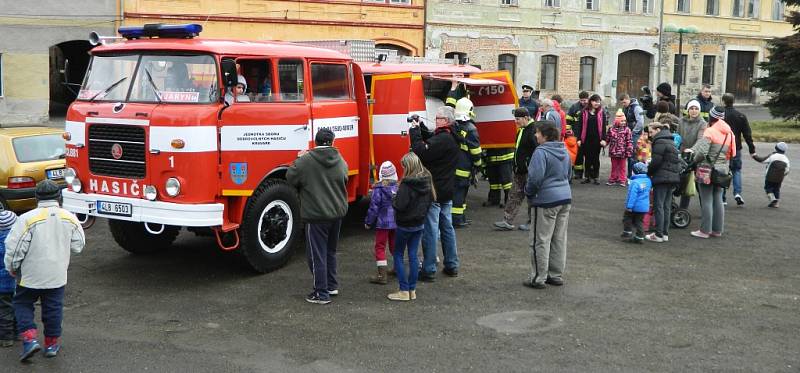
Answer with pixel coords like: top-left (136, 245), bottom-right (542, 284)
top-left (0, 0), bottom-right (118, 124)
top-left (426, 0), bottom-right (662, 101)
top-left (123, 0), bottom-right (425, 55)
top-left (661, 0), bottom-right (795, 104)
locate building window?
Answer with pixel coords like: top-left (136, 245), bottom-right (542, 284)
top-left (772, 0), bottom-right (786, 20)
top-left (673, 54), bottom-right (687, 85)
top-left (501, 0), bottom-right (519, 5)
top-left (445, 52), bottom-right (468, 64)
top-left (586, 0), bottom-right (599, 10)
top-left (642, 0), bottom-right (654, 13)
top-left (541, 55), bottom-right (558, 90)
top-left (706, 0), bottom-right (719, 15)
top-left (623, 0), bottom-right (636, 12)
top-left (733, 0), bottom-right (744, 16)
top-left (677, 0), bottom-right (691, 13)
top-left (702, 56), bottom-right (716, 85)
top-left (544, 0), bottom-right (561, 7)
top-left (746, 0), bottom-right (759, 17)
top-left (498, 54), bottom-right (517, 81)
top-left (579, 57), bottom-right (596, 91)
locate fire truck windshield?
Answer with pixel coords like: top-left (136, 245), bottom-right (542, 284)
top-left (78, 54), bottom-right (218, 104)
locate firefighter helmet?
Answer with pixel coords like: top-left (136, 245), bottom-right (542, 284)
top-left (454, 97), bottom-right (475, 121)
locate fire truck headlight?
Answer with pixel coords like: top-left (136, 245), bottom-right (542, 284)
top-left (165, 178), bottom-right (181, 197)
top-left (144, 185), bottom-right (158, 201)
top-left (70, 177), bottom-right (82, 193)
top-left (64, 168), bottom-right (77, 185)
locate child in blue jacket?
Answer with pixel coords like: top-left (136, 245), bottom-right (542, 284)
top-left (622, 162), bottom-right (652, 243)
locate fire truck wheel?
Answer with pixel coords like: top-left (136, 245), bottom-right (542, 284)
top-left (108, 220), bottom-right (180, 254)
top-left (240, 179), bottom-right (300, 273)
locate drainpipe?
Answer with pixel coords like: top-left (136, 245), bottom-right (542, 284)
top-left (422, 0), bottom-right (427, 57)
top-left (656, 0), bottom-right (665, 83)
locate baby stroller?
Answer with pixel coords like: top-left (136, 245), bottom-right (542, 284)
top-left (670, 151), bottom-right (695, 229)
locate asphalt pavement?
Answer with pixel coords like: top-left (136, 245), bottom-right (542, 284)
top-left (1, 143), bottom-right (798, 372)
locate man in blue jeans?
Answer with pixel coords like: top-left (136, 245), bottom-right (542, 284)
top-left (721, 93), bottom-right (756, 206)
top-left (410, 106), bottom-right (460, 282)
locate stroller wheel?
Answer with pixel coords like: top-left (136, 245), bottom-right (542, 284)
top-left (671, 208), bottom-right (691, 229)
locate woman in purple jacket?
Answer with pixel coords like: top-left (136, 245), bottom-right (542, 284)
top-left (364, 161), bottom-right (399, 284)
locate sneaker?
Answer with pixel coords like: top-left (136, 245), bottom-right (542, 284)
top-left (409, 290), bottom-right (417, 300)
top-left (328, 289), bottom-right (339, 296)
top-left (621, 231), bottom-right (633, 239)
top-left (545, 276), bottom-right (564, 286)
top-left (645, 233), bottom-right (663, 243)
top-left (580, 178), bottom-right (592, 184)
top-left (523, 280), bottom-right (546, 289)
top-left (493, 221), bottom-right (515, 231)
top-left (662, 235), bottom-right (669, 242)
top-left (418, 272), bottom-right (436, 282)
top-left (44, 344), bottom-right (60, 358)
top-left (735, 194), bottom-right (744, 206)
top-left (19, 339), bottom-right (40, 362)
top-left (517, 224), bottom-right (530, 231)
top-left (768, 200), bottom-right (779, 208)
top-left (691, 230), bottom-right (710, 239)
top-left (619, 182), bottom-right (627, 187)
top-left (709, 232), bottom-right (722, 237)
top-left (443, 267), bottom-right (459, 277)
top-left (592, 179), bottom-right (600, 185)
top-left (387, 290), bottom-right (410, 301)
top-left (453, 221), bottom-right (470, 229)
top-left (305, 292), bottom-right (331, 305)
top-left (606, 181), bottom-right (616, 186)
top-left (630, 236), bottom-right (644, 244)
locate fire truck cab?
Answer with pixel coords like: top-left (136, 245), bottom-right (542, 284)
top-left (63, 25), bottom-right (518, 273)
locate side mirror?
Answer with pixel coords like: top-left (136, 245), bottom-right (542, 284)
top-left (221, 59), bottom-right (237, 89)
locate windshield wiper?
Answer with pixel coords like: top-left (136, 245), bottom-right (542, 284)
top-left (143, 68), bottom-right (163, 103)
top-left (89, 77), bottom-right (128, 102)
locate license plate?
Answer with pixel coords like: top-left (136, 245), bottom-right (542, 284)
top-left (97, 201), bottom-right (132, 217)
top-left (47, 168), bottom-right (65, 180)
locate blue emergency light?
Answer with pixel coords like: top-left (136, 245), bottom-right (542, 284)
top-left (118, 23), bottom-right (203, 40)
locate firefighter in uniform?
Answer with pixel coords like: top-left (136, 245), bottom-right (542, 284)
top-left (447, 87), bottom-right (482, 228)
top-left (566, 91), bottom-right (589, 179)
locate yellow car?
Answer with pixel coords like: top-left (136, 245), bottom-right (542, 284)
top-left (0, 127), bottom-right (67, 212)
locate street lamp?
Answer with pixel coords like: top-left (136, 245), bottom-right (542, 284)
top-left (664, 24), bottom-right (698, 113)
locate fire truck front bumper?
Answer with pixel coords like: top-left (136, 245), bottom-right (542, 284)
top-left (62, 190), bottom-right (224, 227)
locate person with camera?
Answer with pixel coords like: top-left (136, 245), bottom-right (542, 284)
top-left (575, 94), bottom-right (608, 185)
top-left (684, 106), bottom-right (735, 239)
top-left (566, 91), bottom-right (589, 179)
top-left (409, 106), bottom-right (460, 281)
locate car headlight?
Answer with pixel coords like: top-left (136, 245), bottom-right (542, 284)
top-left (70, 178), bottom-right (82, 193)
top-left (165, 177), bottom-right (181, 197)
top-left (64, 168), bottom-right (76, 184)
top-left (144, 185), bottom-right (158, 201)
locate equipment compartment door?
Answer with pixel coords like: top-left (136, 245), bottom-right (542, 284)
top-left (461, 72), bottom-right (519, 149)
top-left (369, 72), bottom-right (415, 179)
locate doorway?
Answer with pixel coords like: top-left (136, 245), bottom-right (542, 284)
top-left (726, 50), bottom-right (756, 103)
top-left (616, 50), bottom-right (652, 99)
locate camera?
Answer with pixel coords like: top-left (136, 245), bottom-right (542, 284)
top-left (407, 114), bottom-right (424, 127)
top-left (639, 85), bottom-right (654, 111)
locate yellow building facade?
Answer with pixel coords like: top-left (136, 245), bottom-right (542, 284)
top-left (122, 0), bottom-right (425, 56)
top-left (661, 0), bottom-right (795, 105)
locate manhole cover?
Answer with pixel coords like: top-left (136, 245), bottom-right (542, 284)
top-left (476, 311), bottom-right (563, 334)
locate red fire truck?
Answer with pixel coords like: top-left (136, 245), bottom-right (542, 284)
top-left (63, 25), bottom-right (518, 272)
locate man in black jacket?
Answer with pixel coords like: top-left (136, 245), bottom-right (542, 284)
top-left (646, 82), bottom-right (677, 119)
top-left (494, 107), bottom-right (538, 231)
top-left (410, 106), bottom-right (460, 281)
top-left (566, 91), bottom-right (589, 179)
top-left (287, 128), bottom-right (349, 305)
top-left (721, 93), bottom-right (757, 206)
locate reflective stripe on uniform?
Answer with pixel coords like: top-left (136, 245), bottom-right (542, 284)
top-left (452, 205), bottom-right (466, 214)
top-left (446, 97), bottom-right (458, 106)
top-left (489, 184), bottom-right (503, 190)
top-left (489, 153), bottom-right (514, 162)
top-left (470, 147), bottom-right (483, 155)
top-left (455, 169), bottom-right (471, 177)
top-left (460, 144), bottom-right (469, 151)
top-left (574, 165), bottom-right (584, 170)
top-left (502, 182), bottom-right (513, 190)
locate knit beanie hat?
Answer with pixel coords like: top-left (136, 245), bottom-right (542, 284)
top-left (686, 100), bottom-right (701, 110)
top-left (775, 142), bottom-right (788, 153)
top-left (35, 179), bottom-right (62, 201)
top-left (0, 210), bottom-right (17, 230)
top-left (656, 82), bottom-right (672, 96)
top-left (633, 162), bottom-right (648, 175)
top-left (614, 109), bottom-right (626, 125)
top-left (709, 106), bottom-right (725, 120)
top-left (379, 161), bottom-right (398, 182)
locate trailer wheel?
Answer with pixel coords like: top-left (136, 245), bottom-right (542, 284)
top-left (109, 220), bottom-right (180, 254)
top-left (240, 179), bottom-right (300, 273)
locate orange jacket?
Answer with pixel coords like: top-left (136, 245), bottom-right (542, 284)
top-left (564, 135), bottom-right (578, 165)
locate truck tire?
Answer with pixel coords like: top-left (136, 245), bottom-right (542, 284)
top-left (240, 179), bottom-right (300, 273)
top-left (109, 220), bottom-right (180, 254)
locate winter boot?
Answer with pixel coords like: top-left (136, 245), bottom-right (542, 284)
top-left (369, 266), bottom-right (388, 285)
top-left (19, 329), bottom-right (40, 362)
top-left (44, 336), bottom-right (60, 358)
top-left (387, 290), bottom-right (410, 301)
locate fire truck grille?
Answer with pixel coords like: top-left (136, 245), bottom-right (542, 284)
top-left (88, 124), bottom-right (146, 179)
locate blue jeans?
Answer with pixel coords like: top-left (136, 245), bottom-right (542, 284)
top-left (13, 286), bottom-right (65, 337)
top-left (394, 226), bottom-right (423, 291)
top-left (730, 153), bottom-right (743, 195)
top-left (421, 201), bottom-right (459, 275)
